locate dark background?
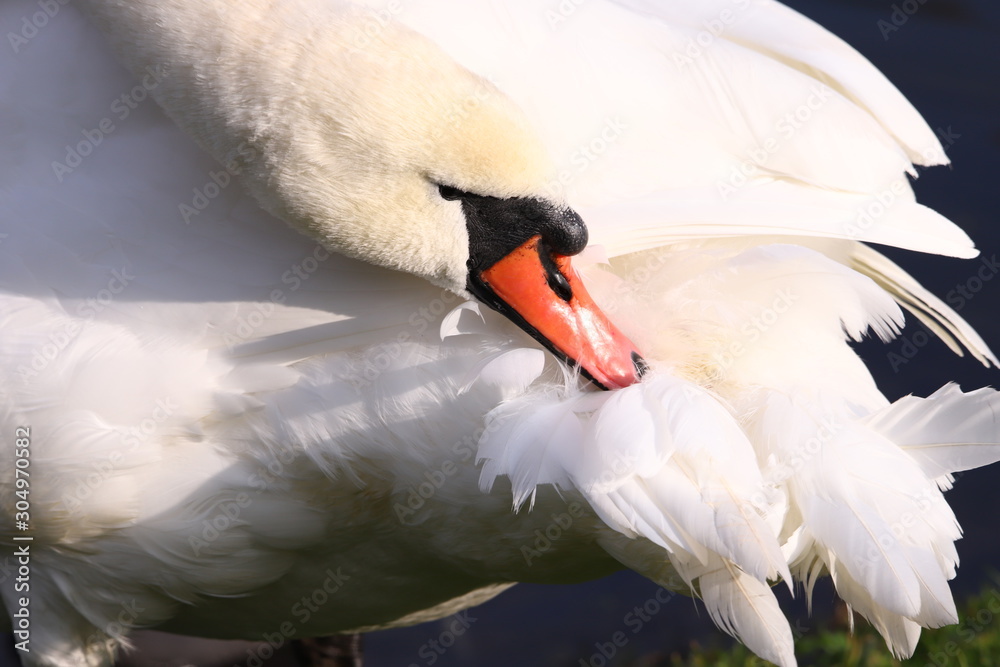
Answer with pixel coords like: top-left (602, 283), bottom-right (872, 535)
top-left (4, 0), bottom-right (997, 665)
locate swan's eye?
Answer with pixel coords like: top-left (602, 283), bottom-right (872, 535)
top-left (438, 184), bottom-right (464, 201)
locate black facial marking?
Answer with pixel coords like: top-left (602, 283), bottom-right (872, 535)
top-left (437, 184), bottom-right (588, 278)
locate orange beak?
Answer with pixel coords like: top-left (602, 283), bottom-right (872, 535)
top-left (475, 235), bottom-right (646, 390)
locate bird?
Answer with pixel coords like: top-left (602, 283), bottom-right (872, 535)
top-left (2, 0), bottom-right (999, 666)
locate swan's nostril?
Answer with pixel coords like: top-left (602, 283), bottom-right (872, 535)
top-left (631, 351), bottom-right (649, 379)
top-left (537, 242), bottom-right (573, 303)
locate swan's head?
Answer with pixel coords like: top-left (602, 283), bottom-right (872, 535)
top-left (181, 9), bottom-right (646, 389)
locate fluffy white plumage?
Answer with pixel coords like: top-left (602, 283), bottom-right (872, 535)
top-left (2, 1), bottom-right (999, 666)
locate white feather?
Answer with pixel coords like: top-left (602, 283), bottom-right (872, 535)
top-left (866, 384), bottom-right (1000, 480)
top-left (699, 559), bottom-right (797, 667)
top-left (850, 245), bottom-right (997, 365)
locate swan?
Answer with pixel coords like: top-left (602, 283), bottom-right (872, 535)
top-left (2, 0), bottom-right (999, 665)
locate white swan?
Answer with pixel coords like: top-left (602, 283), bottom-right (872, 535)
top-left (2, 1), bottom-right (999, 666)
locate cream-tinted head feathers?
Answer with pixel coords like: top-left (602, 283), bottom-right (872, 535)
top-left (82, 0), bottom-right (558, 294)
top-left (260, 8), bottom-right (560, 293)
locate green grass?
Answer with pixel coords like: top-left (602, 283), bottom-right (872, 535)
top-left (646, 581), bottom-right (1000, 667)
